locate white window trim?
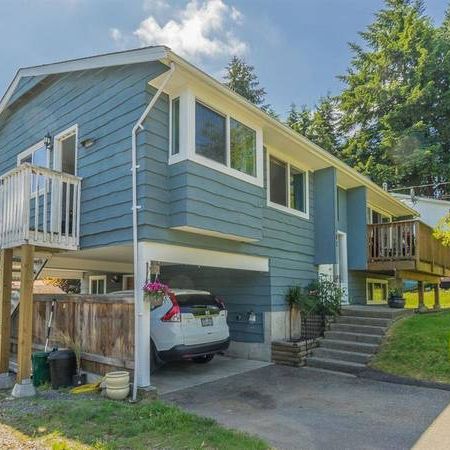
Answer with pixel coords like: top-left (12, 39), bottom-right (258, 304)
top-left (53, 124), bottom-right (78, 174)
top-left (17, 140), bottom-right (50, 167)
top-left (17, 140), bottom-right (50, 197)
top-left (122, 274), bottom-right (134, 290)
top-left (168, 88), bottom-right (264, 187)
top-left (89, 275), bottom-right (107, 294)
top-left (266, 152), bottom-right (310, 220)
top-left (366, 278), bottom-right (389, 304)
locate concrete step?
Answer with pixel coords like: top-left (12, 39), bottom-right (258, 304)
top-left (330, 323), bottom-right (387, 336)
top-left (324, 331), bottom-right (382, 345)
top-left (341, 306), bottom-right (412, 320)
top-left (312, 347), bottom-right (371, 364)
top-left (319, 338), bottom-right (378, 354)
top-left (336, 315), bottom-right (392, 327)
top-left (307, 356), bottom-right (365, 375)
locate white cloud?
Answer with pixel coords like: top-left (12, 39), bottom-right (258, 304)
top-left (132, 0), bottom-right (247, 61)
top-left (110, 28), bottom-right (123, 43)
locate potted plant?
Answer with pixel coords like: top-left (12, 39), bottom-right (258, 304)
top-left (58, 332), bottom-right (86, 386)
top-left (388, 288), bottom-right (405, 309)
top-left (143, 280), bottom-right (171, 308)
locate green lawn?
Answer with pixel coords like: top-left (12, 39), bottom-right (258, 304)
top-left (370, 311), bottom-right (450, 384)
top-left (404, 289), bottom-right (450, 309)
top-left (0, 393), bottom-right (268, 450)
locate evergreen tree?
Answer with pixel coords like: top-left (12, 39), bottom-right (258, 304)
top-left (224, 56), bottom-right (278, 118)
top-left (338, 0), bottom-right (443, 187)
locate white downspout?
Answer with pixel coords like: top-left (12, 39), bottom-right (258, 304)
top-left (131, 62), bottom-right (175, 401)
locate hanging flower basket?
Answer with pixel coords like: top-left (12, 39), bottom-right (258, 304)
top-left (143, 281), bottom-right (171, 307)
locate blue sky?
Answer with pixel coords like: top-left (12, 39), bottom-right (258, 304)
top-left (1, 0), bottom-right (447, 116)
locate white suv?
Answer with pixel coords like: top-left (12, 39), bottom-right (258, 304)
top-left (150, 289), bottom-right (230, 371)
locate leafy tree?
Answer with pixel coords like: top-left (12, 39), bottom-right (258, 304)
top-left (338, 0), bottom-right (447, 187)
top-left (224, 56), bottom-right (278, 118)
top-left (287, 97), bottom-right (341, 156)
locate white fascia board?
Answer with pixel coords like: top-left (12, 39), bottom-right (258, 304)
top-left (139, 241), bottom-right (269, 272)
top-left (0, 46), bottom-right (169, 116)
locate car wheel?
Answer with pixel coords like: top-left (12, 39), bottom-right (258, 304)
top-left (150, 340), bottom-right (160, 374)
top-left (192, 354), bottom-right (214, 364)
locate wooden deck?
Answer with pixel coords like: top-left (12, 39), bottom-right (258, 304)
top-left (368, 220), bottom-right (450, 280)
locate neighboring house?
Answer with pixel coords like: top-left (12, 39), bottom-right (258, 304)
top-left (392, 193), bottom-right (450, 228)
top-left (0, 46), bottom-right (449, 391)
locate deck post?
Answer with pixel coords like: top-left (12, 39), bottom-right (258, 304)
top-left (418, 281), bottom-right (427, 313)
top-left (12, 244), bottom-right (36, 397)
top-left (433, 284), bottom-right (441, 311)
top-left (0, 248), bottom-right (14, 389)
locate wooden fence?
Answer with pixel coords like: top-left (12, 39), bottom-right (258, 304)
top-left (10, 294), bottom-right (135, 376)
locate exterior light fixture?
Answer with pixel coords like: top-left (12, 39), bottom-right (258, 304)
top-left (248, 311), bottom-right (257, 324)
top-left (44, 132), bottom-right (52, 150)
top-left (80, 138), bottom-right (96, 148)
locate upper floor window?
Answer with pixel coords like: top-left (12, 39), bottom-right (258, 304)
top-left (17, 141), bottom-right (49, 193)
top-left (230, 118), bottom-right (256, 177)
top-left (171, 97), bottom-right (180, 156)
top-left (268, 155), bottom-right (308, 218)
top-left (195, 101), bottom-right (226, 164)
top-left (168, 88), bottom-right (263, 186)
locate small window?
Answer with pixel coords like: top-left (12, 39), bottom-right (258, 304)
top-left (269, 156), bottom-right (308, 215)
top-left (195, 101), bottom-right (226, 164)
top-left (18, 142), bottom-right (49, 193)
top-left (269, 157), bottom-right (288, 206)
top-left (230, 118), bottom-right (256, 176)
top-left (367, 279), bottom-right (388, 304)
top-left (89, 276), bottom-right (106, 294)
top-left (171, 97), bottom-right (180, 155)
top-left (290, 166), bottom-right (306, 213)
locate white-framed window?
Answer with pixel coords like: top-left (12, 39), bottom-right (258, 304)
top-left (89, 275), bottom-right (107, 294)
top-left (53, 124), bottom-right (78, 175)
top-left (168, 88), bottom-right (264, 187)
top-left (366, 278), bottom-right (388, 304)
top-left (122, 274), bottom-right (134, 291)
top-left (17, 141), bottom-right (50, 194)
top-left (267, 154), bottom-right (309, 219)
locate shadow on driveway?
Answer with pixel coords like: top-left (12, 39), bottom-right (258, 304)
top-left (163, 364), bottom-right (450, 450)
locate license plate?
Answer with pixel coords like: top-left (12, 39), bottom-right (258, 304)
top-left (201, 317), bottom-right (213, 327)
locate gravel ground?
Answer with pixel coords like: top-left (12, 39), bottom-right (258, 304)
top-left (0, 423), bottom-right (47, 450)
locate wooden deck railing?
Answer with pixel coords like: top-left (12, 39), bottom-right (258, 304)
top-left (368, 219), bottom-right (450, 274)
top-left (0, 163), bottom-right (82, 250)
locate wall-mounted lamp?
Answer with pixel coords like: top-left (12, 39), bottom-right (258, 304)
top-left (44, 132), bottom-right (52, 150)
top-left (248, 311), bottom-right (257, 325)
top-left (80, 138), bottom-right (96, 149)
top-left (111, 275), bottom-right (121, 284)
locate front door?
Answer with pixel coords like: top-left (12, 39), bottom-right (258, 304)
top-left (337, 232), bottom-right (349, 304)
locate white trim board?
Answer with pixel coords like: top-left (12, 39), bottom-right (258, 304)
top-left (139, 241), bottom-right (269, 272)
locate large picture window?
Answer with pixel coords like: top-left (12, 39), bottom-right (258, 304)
top-left (269, 155), bottom-right (308, 217)
top-left (195, 101), bottom-right (226, 164)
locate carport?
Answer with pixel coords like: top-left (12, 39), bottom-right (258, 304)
top-left (135, 241), bottom-right (270, 390)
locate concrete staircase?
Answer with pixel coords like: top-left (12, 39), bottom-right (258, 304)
top-left (306, 305), bottom-right (412, 375)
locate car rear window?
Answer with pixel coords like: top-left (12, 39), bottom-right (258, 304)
top-left (175, 294), bottom-right (218, 307)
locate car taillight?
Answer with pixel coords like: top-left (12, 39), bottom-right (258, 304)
top-left (161, 293), bottom-right (181, 322)
top-left (215, 297), bottom-right (226, 310)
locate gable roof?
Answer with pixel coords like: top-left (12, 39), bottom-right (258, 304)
top-left (0, 45), bottom-right (418, 218)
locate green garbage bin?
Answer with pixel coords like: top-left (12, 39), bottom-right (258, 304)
top-left (32, 351), bottom-right (51, 387)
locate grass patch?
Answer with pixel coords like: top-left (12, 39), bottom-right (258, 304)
top-left (404, 289), bottom-right (450, 309)
top-left (370, 311), bottom-right (450, 384)
top-left (0, 395), bottom-right (268, 450)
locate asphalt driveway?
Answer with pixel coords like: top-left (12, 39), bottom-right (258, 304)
top-left (163, 364), bottom-right (450, 450)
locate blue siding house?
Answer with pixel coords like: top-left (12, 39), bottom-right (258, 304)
top-left (4, 46), bottom-right (446, 391)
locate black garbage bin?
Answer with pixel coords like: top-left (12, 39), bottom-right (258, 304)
top-left (48, 350), bottom-right (76, 389)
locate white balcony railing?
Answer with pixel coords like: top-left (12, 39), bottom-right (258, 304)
top-left (0, 163), bottom-right (82, 250)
